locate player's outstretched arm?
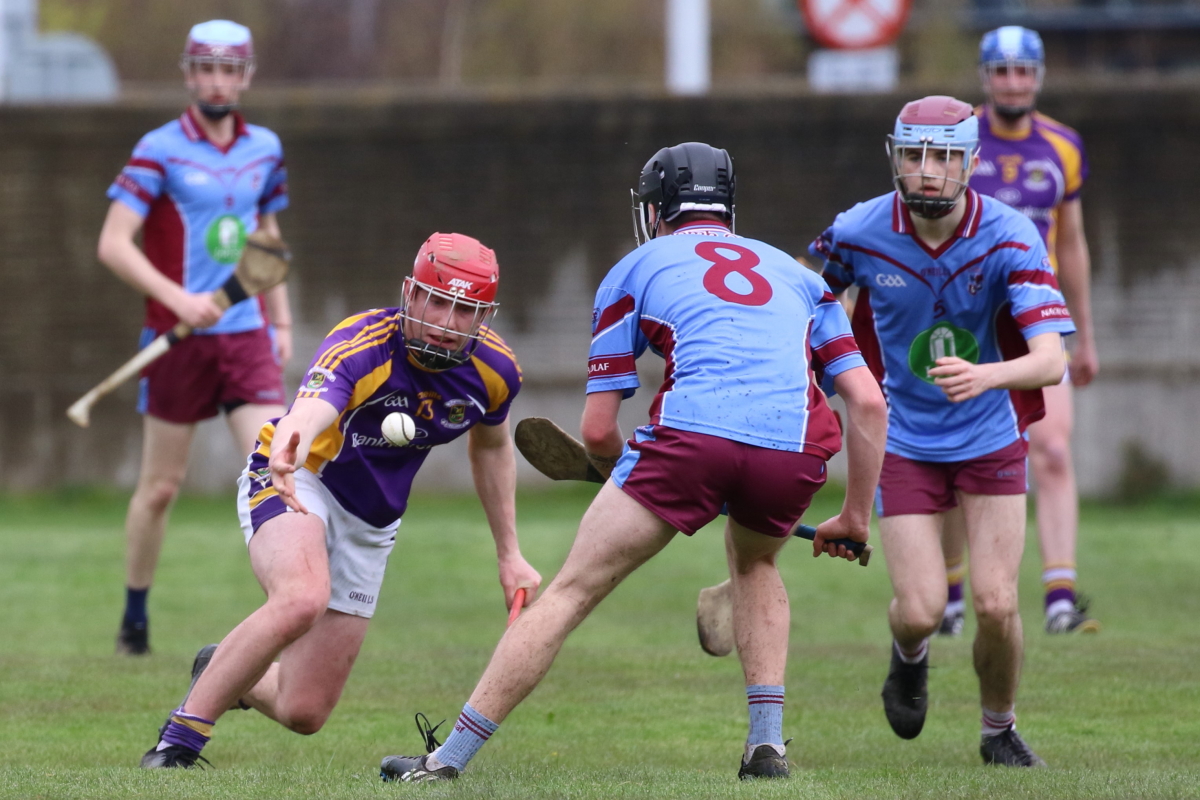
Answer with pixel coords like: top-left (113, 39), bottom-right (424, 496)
top-left (812, 366), bottom-right (887, 561)
top-left (468, 419), bottom-right (542, 611)
top-left (268, 397), bottom-right (339, 514)
top-left (97, 201), bottom-right (224, 329)
top-left (930, 332), bottom-right (1067, 403)
top-left (1055, 199), bottom-right (1098, 386)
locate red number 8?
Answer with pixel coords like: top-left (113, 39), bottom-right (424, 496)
top-left (698, 241), bottom-right (773, 306)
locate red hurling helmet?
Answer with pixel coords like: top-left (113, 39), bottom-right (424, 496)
top-left (401, 233), bottom-right (501, 370)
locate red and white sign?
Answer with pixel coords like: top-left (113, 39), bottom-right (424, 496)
top-left (800, 0), bottom-right (912, 50)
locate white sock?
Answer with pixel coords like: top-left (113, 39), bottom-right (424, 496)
top-left (982, 707), bottom-right (1015, 736)
top-left (944, 599), bottom-right (965, 616)
top-left (1046, 598), bottom-right (1075, 618)
top-left (895, 638), bottom-right (929, 664)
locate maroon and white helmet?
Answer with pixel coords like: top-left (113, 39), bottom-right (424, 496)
top-left (180, 20), bottom-right (255, 85)
top-left (400, 233), bottom-right (501, 370)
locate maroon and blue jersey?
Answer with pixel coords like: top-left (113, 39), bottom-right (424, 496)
top-left (246, 310), bottom-right (522, 529)
top-left (811, 190), bottom-right (1075, 462)
top-left (107, 109), bottom-right (289, 335)
top-left (587, 221), bottom-right (864, 459)
top-left (970, 110), bottom-right (1087, 271)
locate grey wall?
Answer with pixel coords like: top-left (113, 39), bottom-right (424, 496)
top-left (2, 88), bottom-right (1198, 495)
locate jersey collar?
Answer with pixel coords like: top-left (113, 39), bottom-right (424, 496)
top-left (180, 107), bottom-right (250, 155)
top-left (979, 105), bottom-right (1034, 142)
top-left (671, 220), bottom-right (734, 237)
top-left (892, 188), bottom-right (982, 259)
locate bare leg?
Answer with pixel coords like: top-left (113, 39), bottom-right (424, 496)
top-left (467, 481), bottom-right (676, 723)
top-left (183, 511), bottom-right (330, 722)
top-left (1028, 381), bottom-right (1078, 610)
top-left (725, 520), bottom-right (792, 686)
top-left (960, 492), bottom-right (1026, 712)
top-left (125, 416), bottom-right (196, 590)
top-left (242, 609), bottom-right (370, 734)
top-left (227, 403), bottom-right (285, 461)
top-left (880, 513), bottom-right (946, 648)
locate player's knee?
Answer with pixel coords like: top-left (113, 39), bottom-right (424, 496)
top-left (894, 595), bottom-right (942, 637)
top-left (136, 476), bottom-right (184, 514)
top-left (1030, 436), bottom-right (1072, 478)
top-left (269, 591), bottom-right (328, 639)
top-left (973, 592), bottom-right (1018, 631)
top-left (282, 706), bottom-right (331, 736)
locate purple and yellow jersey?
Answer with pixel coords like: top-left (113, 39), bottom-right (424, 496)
top-left (811, 190), bottom-right (1075, 462)
top-left (970, 110), bottom-right (1087, 270)
top-left (587, 221), bottom-right (864, 459)
top-left (107, 109), bottom-right (289, 335)
top-left (246, 310), bottom-right (522, 529)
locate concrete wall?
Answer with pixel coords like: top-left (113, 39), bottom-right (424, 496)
top-left (2, 88), bottom-right (1198, 495)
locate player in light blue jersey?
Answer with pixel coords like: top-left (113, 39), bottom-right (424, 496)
top-left (97, 20), bottom-right (293, 655)
top-left (810, 96), bottom-right (1074, 767)
top-left (380, 143), bottom-right (887, 782)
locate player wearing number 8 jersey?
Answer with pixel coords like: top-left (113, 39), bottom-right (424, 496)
top-left (379, 143), bottom-right (888, 783)
top-left (810, 96), bottom-right (1074, 767)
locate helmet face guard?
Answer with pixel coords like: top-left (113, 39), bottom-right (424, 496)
top-left (632, 142), bottom-right (735, 246)
top-left (887, 96), bottom-right (980, 220)
top-left (400, 232), bottom-right (500, 371)
top-left (978, 26), bottom-right (1045, 119)
top-left (400, 279), bottom-right (497, 371)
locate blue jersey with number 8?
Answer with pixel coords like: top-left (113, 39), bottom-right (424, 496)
top-left (586, 221), bottom-right (865, 457)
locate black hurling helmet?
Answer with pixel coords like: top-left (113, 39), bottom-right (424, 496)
top-left (632, 142), bottom-right (735, 245)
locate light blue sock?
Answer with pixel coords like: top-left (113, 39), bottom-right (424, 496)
top-left (430, 703), bottom-right (498, 772)
top-left (746, 684), bottom-right (785, 747)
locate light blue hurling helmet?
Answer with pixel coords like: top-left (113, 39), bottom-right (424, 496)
top-left (979, 27), bottom-right (1045, 116)
top-left (886, 96), bottom-right (980, 219)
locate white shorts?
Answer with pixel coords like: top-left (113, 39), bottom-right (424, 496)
top-left (236, 468), bottom-right (399, 619)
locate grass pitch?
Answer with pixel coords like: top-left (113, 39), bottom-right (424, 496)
top-left (1, 484), bottom-right (1199, 799)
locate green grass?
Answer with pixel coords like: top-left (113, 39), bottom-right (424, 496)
top-left (1, 485), bottom-right (1199, 798)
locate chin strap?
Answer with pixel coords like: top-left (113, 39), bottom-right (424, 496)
top-left (197, 102), bottom-right (236, 121)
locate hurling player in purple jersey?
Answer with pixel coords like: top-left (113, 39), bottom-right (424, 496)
top-left (812, 97), bottom-right (1074, 767)
top-left (939, 27), bottom-right (1100, 639)
top-left (139, 233), bottom-right (540, 769)
top-left (98, 20), bottom-right (294, 656)
top-left (379, 143), bottom-right (887, 783)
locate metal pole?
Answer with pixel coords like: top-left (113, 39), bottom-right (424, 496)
top-left (665, 0), bottom-right (710, 96)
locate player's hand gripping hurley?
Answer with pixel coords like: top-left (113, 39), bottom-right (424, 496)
top-left (66, 230), bottom-right (291, 427)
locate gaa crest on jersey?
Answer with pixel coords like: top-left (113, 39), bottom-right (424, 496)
top-left (304, 369), bottom-right (334, 391)
top-left (1023, 162), bottom-right (1053, 192)
top-left (207, 214), bottom-right (247, 264)
top-left (441, 400), bottom-right (471, 429)
top-left (909, 322), bottom-right (980, 384)
top-left (967, 270), bottom-right (985, 296)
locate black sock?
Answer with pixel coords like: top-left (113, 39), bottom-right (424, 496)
top-left (124, 586), bottom-right (149, 626)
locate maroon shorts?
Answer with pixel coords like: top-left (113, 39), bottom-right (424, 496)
top-left (612, 425), bottom-right (828, 537)
top-left (137, 327), bottom-right (286, 424)
top-left (875, 439), bottom-right (1029, 517)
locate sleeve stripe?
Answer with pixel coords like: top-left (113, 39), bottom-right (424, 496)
top-left (114, 173), bottom-right (155, 206)
top-left (593, 294), bottom-right (636, 335)
top-left (588, 353), bottom-right (636, 380)
top-left (314, 316), bottom-right (396, 370)
top-left (1008, 269), bottom-right (1059, 288)
top-left (127, 157), bottom-right (165, 175)
top-left (813, 334), bottom-right (860, 363)
top-left (260, 182), bottom-right (288, 204)
top-left (1014, 302), bottom-right (1071, 329)
top-left (321, 327), bottom-right (398, 373)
